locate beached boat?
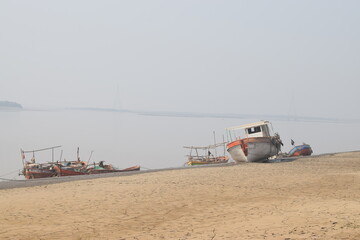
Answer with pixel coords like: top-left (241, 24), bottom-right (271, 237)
top-left (86, 161), bottom-right (140, 174)
top-left (226, 121), bottom-right (283, 163)
top-left (21, 146), bottom-right (61, 179)
top-left (186, 156), bottom-right (229, 166)
top-left (184, 142), bottom-right (229, 166)
top-left (288, 144), bottom-right (313, 157)
top-left (22, 162), bottom-right (56, 179)
top-left (52, 147), bottom-right (91, 176)
top-left (20, 146), bottom-right (140, 179)
top-left (53, 161), bottom-right (88, 176)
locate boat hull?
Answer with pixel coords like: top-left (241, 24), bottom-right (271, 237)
top-left (87, 165), bottom-right (141, 174)
top-left (24, 168), bottom-right (56, 179)
top-left (187, 156), bottom-right (229, 166)
top-left (288, 145), bottom-right (313, 157)
top-left (227, 137), bottom-right (280, 163)
top-left (53, 165), bottom-right (87, 176)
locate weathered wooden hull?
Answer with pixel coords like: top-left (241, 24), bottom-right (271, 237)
top-left (288, 145), bottom-right (313, 157)
top-left (227, 137), bottom-right (280, 163)
top-left (53, 165), bottom-right (87, 176)
top-left (187, 160), bottom-right (229, 166)
top-left (87, 165), bottom-right (141, 174)
top-left (187, 156), bottom-right (229, 166)
top-left (24, 168), bottom-right (56, 179)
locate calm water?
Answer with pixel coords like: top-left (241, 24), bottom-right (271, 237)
top-left (1, 109), bottom-right (359, 180)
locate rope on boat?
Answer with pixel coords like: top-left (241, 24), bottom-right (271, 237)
top-left (0, 169), bottom-right (21, 178)
top-left (140, 166), bottom-right (152, 170)
top-left (0, 177), bottom-right (25, 181)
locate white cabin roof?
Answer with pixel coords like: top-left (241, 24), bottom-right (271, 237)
top-left (226, 121), bottom-right (270, 131)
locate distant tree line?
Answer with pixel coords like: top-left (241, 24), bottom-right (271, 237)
top-left (0, 101), bottom-right (23, 108)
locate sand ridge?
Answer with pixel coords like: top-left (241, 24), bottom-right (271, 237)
top-left (1, 152), bottom-right (360, 239)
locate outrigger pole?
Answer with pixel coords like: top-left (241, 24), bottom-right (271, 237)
top-left (87, 150), bottom-right (94, 164)
top-left (21, 146), bottom-right (62, 162)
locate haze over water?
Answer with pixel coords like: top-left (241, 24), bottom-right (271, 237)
top-left (1, 109), bottom-right (359, 180)
top-left (1, 1), bottom-right (360, 180)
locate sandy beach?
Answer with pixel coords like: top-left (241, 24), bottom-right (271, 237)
top-left (1, 152), bottom-right (360, 240)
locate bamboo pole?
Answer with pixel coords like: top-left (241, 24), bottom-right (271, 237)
top-left (87, 151), bottom-right (94, 164)
top-left (22, 145), bottom-right (62, 153)
top-left (59, 150), bottom-right (63, 162)
top-left (213, 131), bottom-right (218, 158)
top-left (20, 149), bottom-right (24, 167)
top-left (223, 135), bottom-right (226, 156)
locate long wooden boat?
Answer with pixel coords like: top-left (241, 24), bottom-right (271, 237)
top-left (226, 121), bottom-right (283, 163)
top-left (86, 162), bottom-right (140, 174)
top-left (288, 144), bottom-right (313, 157)
top-left (20, 146), bottom-right (140, 179)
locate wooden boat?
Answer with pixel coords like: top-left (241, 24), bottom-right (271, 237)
top-left (21, 146), bottom-right (140, 178)
top-left (86, 162), bottom-right (140, 174)
top-left (21, 146), bottom-right (61, 179)
top-left (226, 121), bottom-right (283, 163)
top-left (184, 142), bottom-right (229, 166)
top-left (187, 156), bottom-right (229, 166)
top-left (52, 147), bottom-right (90, 176)
top-left (288, 144), bottom-right (313, 157)
top-left (53, 162), bottom-right (88, 176)
top-left (22, 163), bottom-right (56, 179)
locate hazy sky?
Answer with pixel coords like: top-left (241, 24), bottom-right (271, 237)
top-left (1, 0), bottom-right (359, 118)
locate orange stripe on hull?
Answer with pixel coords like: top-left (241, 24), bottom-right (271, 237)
top-left (227, 137), bottom-right (276, 157)
top-left (227, 140), bottom-right (242, 149)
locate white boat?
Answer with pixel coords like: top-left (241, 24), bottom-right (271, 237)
top-left (226, 121), bottom-right (283, 163)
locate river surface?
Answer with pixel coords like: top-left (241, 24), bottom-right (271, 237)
top-left (1, 109), bottom-right (359, 180)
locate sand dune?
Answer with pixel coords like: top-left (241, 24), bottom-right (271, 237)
top-left (1, 152), bottom-right (360, 239)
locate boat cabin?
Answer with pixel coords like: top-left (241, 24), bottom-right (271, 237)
top-left (226, 121), bottom-right (273, 140)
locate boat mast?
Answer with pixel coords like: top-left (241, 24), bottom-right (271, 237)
top-left (195, 148), bottom-right (199, 159)
top-left (59, 149), bottom-right (63, 162)
top-left (87, 150), bottom-right (94, 164)
top-left (213, 131), bottom-right (218, 158)
top-left (20, 149), bottom-right (25, 167)
top-left (223, 135), bottom-right (226, 156)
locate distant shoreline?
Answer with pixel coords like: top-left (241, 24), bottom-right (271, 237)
top-left (1, 104), bottom-right (358, 123)
top-left (0, 100), bottom-right (22, 109)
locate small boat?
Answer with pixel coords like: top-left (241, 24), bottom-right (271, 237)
top-left (53, 161), bottom-right (88, 176)
top-left (288, 143), bottom-right (313, 157)
top-left (186, 156), bottom-right (229, 166)
top-left (184, 142), bottom-right (229, 166)
top-left (226, 121), bottom-right (283, 163)
top-left (22, 162), bottom-right (56, 179)
top-left (21, 146), bottom-right (61, 179)
top-left (86, 161), bottom-right (140, 174)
